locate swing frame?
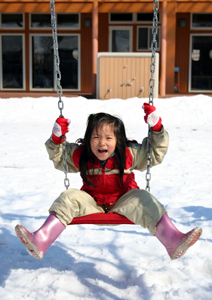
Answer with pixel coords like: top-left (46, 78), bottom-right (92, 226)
top-left (50, 0), bottom-right (159, 226)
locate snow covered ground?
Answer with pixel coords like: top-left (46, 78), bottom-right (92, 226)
top-left (0, 94), bottom-right (212, 300)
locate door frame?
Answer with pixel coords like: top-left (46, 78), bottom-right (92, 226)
top-left (189, 33), bottom-right (212, 93)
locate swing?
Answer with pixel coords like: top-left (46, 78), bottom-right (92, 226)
top-left (50, 0), bottom-right (159, 225)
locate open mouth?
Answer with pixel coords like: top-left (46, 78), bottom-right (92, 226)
top-left (98, 149), bottom-right (107, 154)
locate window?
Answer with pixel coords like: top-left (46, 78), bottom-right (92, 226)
top-left (30, 14), bottom-right (51, 28)
top-left (31, 36), bottom-right (53, 89)
top-left (57, 14), bottom-right (80, 29)
top-left (58, 35), bottom-right (80, 89)
top-left (191, 13), bottom-right (212, 29)
top-left (30, 13), bottom-right (80, 29)
top-left (189, 34), bottom-right (212, 92)
top-left (1, 35), bottom-right (24, 89)
top-left (109, 26), bottom-right (133, 52)
top-left (109, 13), bottom-right (160, 24)
top-left (30, 35), bottom-right (80, 90)
top-left (1, 14), bottom-right (24, 28)
top-left (137, 26), bottom-right (160, 51)
top-left (110, 13), bottom-right (133, 23)
top-left (137, 13), bottom-right (160, 23)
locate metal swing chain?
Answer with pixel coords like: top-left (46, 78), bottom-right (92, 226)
top-left (50, 0), bottom-right (70, 190)
top-left (145, 0), bottom-right (159, 192)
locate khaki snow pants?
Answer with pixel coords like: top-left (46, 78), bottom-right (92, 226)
top-left (49, 188), bottom-right (166, 235)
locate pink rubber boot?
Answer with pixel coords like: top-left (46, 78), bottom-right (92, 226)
top-left (155, 212), bottom-right (202, 260)
top-left (15, 213), bottom-right (66, 260)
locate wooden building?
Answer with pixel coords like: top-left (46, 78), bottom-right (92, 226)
top-left (0, 0), bottom-right (212, 99)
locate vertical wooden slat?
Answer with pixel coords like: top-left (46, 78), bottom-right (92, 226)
top-left (109, 56), bottom-right (114, 99)
top-left (135, 58), bottom-right (140, 97)
top-left (160, 0), bottom-right (167, 96)
top-left (119, 57), bottom-right (124, 99)
top-left (113, 57), bottom-right (118, 98)
top-left (144, 58), bottom-right (149, 98)
top-left (105, 57), bottom-right (110, 99)
top-left (122, 57), bottom-right (127, 99)
top-left (166, 2), bottom-right (176, 94)
top-left (175, 13), bottom-right (190, 93)
top-left (92, 0), bottom-right (98, 98)
top-left (98, 13), bottom-right (108, 52)
top-left (99, 56), bottom-right (105, 99)
top-left (131, 57), bottom-right (136, 97)
top-left (81, 13), bottom-right (92, 93)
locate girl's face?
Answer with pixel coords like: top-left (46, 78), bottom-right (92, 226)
top-left (90, 123), bottom-right (117, 161)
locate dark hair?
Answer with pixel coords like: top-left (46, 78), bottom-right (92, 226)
top-left (79, 112), bottom-right (127, 187)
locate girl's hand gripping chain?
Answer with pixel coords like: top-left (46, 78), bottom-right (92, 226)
top-left (52, 117), bottom-right (71, 144)
top-left (143, 103), bottom-right (162, 131)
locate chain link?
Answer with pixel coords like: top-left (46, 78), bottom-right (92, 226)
top-left (50, 0), bottom-right (70, 190)
top-left (146, 0), bottom-right (159, 192)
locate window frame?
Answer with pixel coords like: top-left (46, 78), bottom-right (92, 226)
top-left (109, 13), bottom-right (161, 24)
top-left (29, 34), bottom-right (54, 91)
top-left (0, 13), bottom-right (25, 30)
top-left (188, 33), bottom-right (212, 93)
top-left (109, 13), bottom-right (134, 24)
top-left (136, 13), bottom-right (161, 24)
top-left (29, 33), bottom-right (81, 91)
top-left (0, 33), bottom-right (25, 90)
top-left (109, 26), bottom-right (133, 52)
top-left (191, 13), bottom-right (212, 30)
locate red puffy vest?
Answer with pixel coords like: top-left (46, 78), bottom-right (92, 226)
top-left (72, 147), bottom-right (139, 208)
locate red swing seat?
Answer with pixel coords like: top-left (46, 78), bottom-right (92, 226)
top-left (68, 212), bottom-right (134, 225)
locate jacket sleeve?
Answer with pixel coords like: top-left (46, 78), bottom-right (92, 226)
top-left (45, 138), bottom-right (80, 173)
top-left (128, 126), bottom-right (169, 171)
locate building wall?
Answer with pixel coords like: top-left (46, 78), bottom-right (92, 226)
top-left (0, 1), bottom-right (212, 98)
top-left (175, 13), bottom-right (190, 93)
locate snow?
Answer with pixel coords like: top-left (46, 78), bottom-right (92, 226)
top-left (0, 94), bottom-right (212, 299)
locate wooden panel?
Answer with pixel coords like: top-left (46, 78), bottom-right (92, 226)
top-left (118, 58), bottom-right (124, 99)
top-left (136, 58), bottom-right (143, 97)
top-left (175, 13), bottom-right (190, 93)
top-left (109, 57), bottom-right (114, 97)
top-left (98, 13), bottom-right (109, 52)
top-left (1, 1), bottom-right (212, 14)
top-left (144, 57), bottom-right (151, 97)
top-left (99, 56), bottom-right (107, 99)
top-left (0, 0), bottom-right (92, 2)
top-left (177, 3), bottom-right (212, 13)
top-left (113, 57), bottom-right (119, 97)
top-left (131, 57), bottom-right (136, 96)
top-left (97, 54), bottom-right (158, 99)
top-left (98, 2), bottom-right (154, 13)
top-left (166, 2), bottom-right (176, 94)
top-left (81, 13), bottom-right (92, 92)
top-left (0, 3), bottom-right (92, 13)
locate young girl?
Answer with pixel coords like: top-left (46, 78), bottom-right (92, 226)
top-left (15, 103), bottom-right (202, 260)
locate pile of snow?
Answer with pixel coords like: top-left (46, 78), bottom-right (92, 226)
top-left (0, 94), bottom-right (212, 299)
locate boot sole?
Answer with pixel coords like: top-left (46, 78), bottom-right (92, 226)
top-left (170, 227), bottom-right (202, 260)
top-left (15, 225), bottom-right (43, 260)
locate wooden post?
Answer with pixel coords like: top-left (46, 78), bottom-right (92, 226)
top-left (160, 1), bottom-right (167, 96)
top-left (92, 0), bottom-right (98, 98)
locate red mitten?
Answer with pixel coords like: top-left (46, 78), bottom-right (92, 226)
top-left (142, 103), bottom-right (162, 131)
top-left (52, 117), bottom-right (71, 144)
